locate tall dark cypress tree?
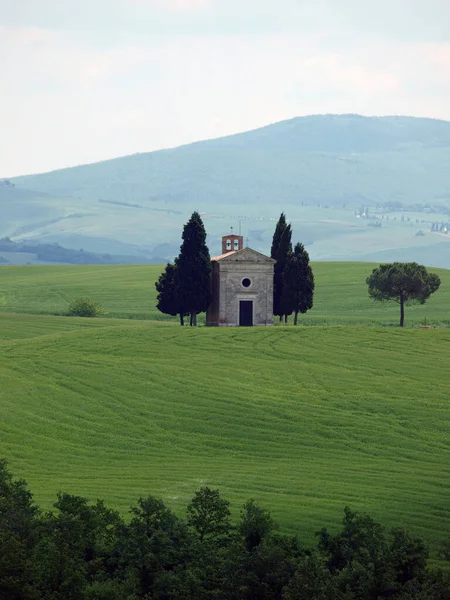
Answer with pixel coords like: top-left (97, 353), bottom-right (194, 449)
top-left (175, 212), bottom-right (211, 326)
top-left (155, 262), bottom-right (187, 326)
top-left (282, 242), bottom-right (314, 325)
top-left (271, 213), bottom-right (292, 320)
top-left (270, 212), bottom-right (287, 259)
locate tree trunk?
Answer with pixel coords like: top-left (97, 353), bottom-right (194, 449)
top-left (279, 315), bottom-right (282, 323)
top-left (192, 311), bottom-right (197, 326)
top-left (400, 295), bottom-right (405, 327)
top-left (294, 311), bottom-right (298, 326)
top-left (190, 313), bottom-right (193, 326)
top-left (180, 314), bottom-right (184, 326)
top-left (284, 314), bottom-right (288, 324)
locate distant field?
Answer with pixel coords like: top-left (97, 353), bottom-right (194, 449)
top-left (0, 312), bottom-right (449, 555)
top-left (0, 262), bottom-right (449, 326)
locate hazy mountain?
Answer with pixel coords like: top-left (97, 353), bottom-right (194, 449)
top-left (3, 114), bottom-right (450, 266)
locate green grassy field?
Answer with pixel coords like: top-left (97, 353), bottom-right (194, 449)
top-left (0, 262), bottom-right (449, 326)
top-left (0, 264), bottom-right (449, 556)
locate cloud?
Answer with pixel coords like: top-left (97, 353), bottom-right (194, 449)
top-left (425, 43), bottom-right (450, 72)
top-left (303, 54), bottom-right (399, 95)
top-left (127, 0), bottom-right (210, 11)
top-left (1, 23), bottom-right (450, 177)
top-left (1, 0), bottom-right (449, 41)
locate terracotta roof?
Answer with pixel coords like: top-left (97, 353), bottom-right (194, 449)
top-left (211, 247), bottom-right (275, 263)
top-left (210, 250), bottom-right (236, 261)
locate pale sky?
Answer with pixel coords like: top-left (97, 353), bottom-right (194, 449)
top-left (1, 0), bottom-right (449, 177)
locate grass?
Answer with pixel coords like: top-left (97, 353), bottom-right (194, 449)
top-left (0, 262), bottom-right (449, 326)
top-left (0, 263), bottom-right (449, 556)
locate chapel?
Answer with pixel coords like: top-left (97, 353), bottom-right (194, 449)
top-left (206, 234), bottom-right (275, 326)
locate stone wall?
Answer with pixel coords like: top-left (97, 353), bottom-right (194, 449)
top-left (217, 261), bottom-right (274, 326)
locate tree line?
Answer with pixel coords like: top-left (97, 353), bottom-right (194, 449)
top-left (270, 212), bottom-right (314, 324)
top-left (0, 237), bottom-right (118, 265)
top-left (155, 212), bottom-right (211, 326)
top-left (269, 212), bottom-right (441, 329)
top-left (155, 211), bottom-right (441, 328)
top-left (155, 212), bottom-right (314, 326)
top-left (1, 460), bottom-right (449, 600)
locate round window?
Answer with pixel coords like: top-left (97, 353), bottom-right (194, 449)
top-left (242, 278), bottom-right (251, 288)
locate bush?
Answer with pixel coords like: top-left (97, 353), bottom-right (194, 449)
top-left (68, 298), bottom-right (105, 317)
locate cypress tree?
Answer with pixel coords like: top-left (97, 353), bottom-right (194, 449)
top-left (270, 212), bottom-right (287, 260)
top-left (155, 262), bottom-right (187, 326)
top-left (271, 213), bottom-right (292, 320)
top-left (175, 211), bottom-right (211, 326)
top-left (282, 243), bottom-right (314, 325)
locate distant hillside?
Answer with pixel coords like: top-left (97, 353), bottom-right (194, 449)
top-left (0, 237), bottom-right (156, 266)
top-left (3, 115), bottom-right (450, 265)
top-left (11, 114), bottom-right (450, 206)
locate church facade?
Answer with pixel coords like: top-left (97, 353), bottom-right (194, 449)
top-left (206, 234), bottom-right (275, 327)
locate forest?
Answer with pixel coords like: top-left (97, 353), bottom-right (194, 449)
top-left (1, 460), bottom-right (449, 600)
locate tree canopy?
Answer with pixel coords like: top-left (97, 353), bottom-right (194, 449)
top-left (271, 212), bottom-right (292, 320)
top-left (186, 487), bottom-right (231, 543)
top-left (1, 461), bottom-right (449, 600)
top-left (282, 242), bottom-right (314, 324)
top-left (155, 262), bottom-right (187, 325)
top-left (155, 212), bottom-right (211, 326)
top-left (175, 211), bottom-right (211, 326)
top-left (366, 262), bottom-right (441, 327)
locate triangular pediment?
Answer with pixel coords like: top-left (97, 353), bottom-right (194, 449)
top-left (215, 247), bottom-right (275, 263)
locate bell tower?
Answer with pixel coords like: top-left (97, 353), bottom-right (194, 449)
top-left (222, 228), bottom-right (244, 254)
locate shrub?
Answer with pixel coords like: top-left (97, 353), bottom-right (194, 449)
top-left (68, 298), bottom-right (105, 317)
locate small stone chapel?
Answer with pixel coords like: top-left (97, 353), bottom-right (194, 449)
top-left (206, 234), bottom-right (275, 327)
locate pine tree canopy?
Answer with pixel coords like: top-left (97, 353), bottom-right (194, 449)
top-left (270, 212), bottom-right (287, 260)
top-left (155, 263), bottom-right (182, 317)
top-left (282, 242), bottom-right (314, 324)
top-left (366, 262), bottom-right (440, 327)
top-left (175, 211), bottom-right (211, 318)
top-left (271, 213), bottom-right (293, 318)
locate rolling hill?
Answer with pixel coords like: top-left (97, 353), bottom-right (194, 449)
top-left (0, 263), bottom-right (449, 552)
top-left (0, 262), bottom-right (449, 326)
top-left (3, 114), bottom-right (450, 265)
